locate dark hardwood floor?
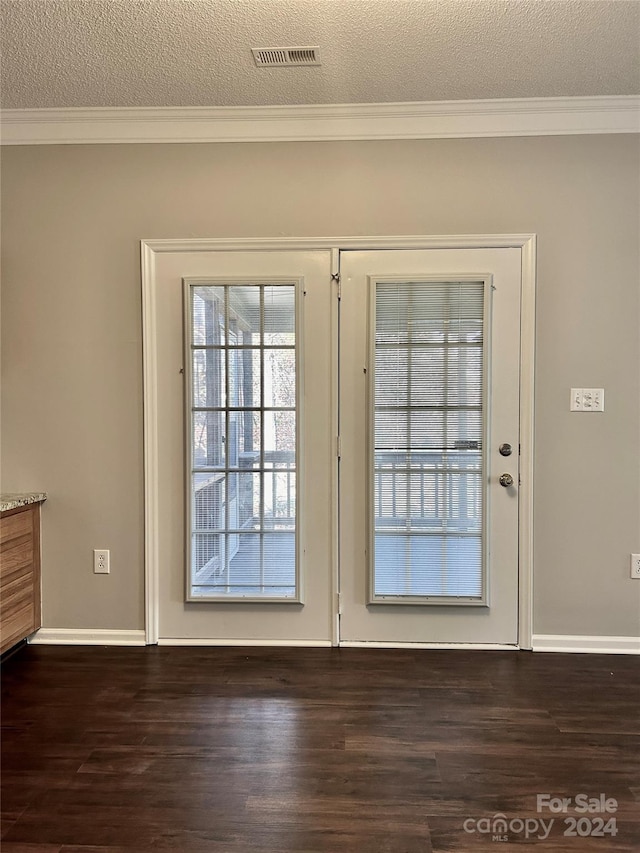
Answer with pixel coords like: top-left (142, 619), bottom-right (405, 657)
top-left (1, 645), bottom-right (639, 852)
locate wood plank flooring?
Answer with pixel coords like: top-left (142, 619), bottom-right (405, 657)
top-left (1, 646), bottom-right (639, 852)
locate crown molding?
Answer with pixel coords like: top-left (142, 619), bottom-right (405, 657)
top-left (1, 96), bottom-right (638, 145)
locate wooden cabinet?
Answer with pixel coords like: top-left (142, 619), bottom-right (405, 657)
top-left (1, 502), bottom-right (42, 653)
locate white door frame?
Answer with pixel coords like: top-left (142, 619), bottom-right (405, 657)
top-left (141, 234), bottom-right (536, 648)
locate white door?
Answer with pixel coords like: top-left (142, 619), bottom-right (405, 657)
top-left (339, 249), bottom-right (522, 646)
top-left (153, 250), bottom-right (334, 643)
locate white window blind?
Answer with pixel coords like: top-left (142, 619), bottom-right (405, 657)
top-left (187, 282), bottom-right (298, 600)
top-left (372, 280), bottom-right (485, 601)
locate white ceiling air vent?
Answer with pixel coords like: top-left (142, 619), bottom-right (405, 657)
top-left (251, 47), bottom-right (321, 68)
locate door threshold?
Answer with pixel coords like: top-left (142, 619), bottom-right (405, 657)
top-left (157, 638), bottom-right (333, 647)
top-left (339, 641), bottom-right (520, 650)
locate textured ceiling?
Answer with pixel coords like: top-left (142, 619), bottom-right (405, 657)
top-left (1, 0), bottom-right (639, 109)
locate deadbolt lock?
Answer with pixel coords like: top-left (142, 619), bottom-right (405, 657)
top-left (499, 443), bottom-right (513, 457)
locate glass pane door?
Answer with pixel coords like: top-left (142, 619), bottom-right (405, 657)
top-left (339, 249), bottom-right (521, 646)
top-left (372, 280), bottom-right (486, 603)
top-left (153, 249), bottom-right (334, 644)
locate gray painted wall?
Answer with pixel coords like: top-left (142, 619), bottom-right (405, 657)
top-left (1, 135), bottom-right (639, 638)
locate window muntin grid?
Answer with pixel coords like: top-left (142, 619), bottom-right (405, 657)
top-left (186, 281), bottom-right (299, 601)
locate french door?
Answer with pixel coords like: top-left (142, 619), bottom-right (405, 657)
top-left (145, 241), bottom-right (526, 646)
top-left (152, 250), bottom-right (335, 643)
top-left (339, 249), bottom-right (521, 646)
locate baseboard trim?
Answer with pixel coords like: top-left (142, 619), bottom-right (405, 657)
top-left (339, 641), bottom-right (519, 650)
top-left (29, 628), bottom-right (146, 646)
top-left (157, 638), bottom-right (333, 647)
top-left (24, 630), bottom-right (640, 654)
top-left (532, 634), bottom-right (640, 655)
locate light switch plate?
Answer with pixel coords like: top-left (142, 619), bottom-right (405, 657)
top-left (570, 388), bottom-right (605, 412)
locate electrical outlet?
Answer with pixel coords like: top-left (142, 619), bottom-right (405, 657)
top-left (631, 554), bottom-right (640, 580)
top-left (94, 549), bottom-right (110, 574)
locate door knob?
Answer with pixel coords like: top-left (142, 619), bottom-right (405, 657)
top-left (499, 473), bottom-right (514, 487)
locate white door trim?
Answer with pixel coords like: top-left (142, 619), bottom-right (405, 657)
top-left (141, 234), bottom-right (535, 648)
top-left (518, 236), bottom-right (536, 650)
